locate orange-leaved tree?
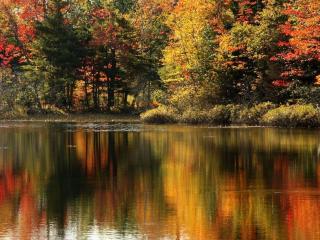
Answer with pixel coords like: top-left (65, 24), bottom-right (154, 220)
top-left (276, 0), bottom-right (320, 84)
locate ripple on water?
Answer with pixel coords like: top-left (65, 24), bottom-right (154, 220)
top-left (64, 123), bottom-right (142, 132)
top-left (64, 123), bottom-right (169, 133)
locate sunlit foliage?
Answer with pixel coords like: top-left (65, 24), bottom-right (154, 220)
top-left (0, 0), bottom-right (319, 115)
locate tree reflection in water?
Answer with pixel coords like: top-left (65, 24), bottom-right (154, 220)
top-left (0, 124), bottom-right (319, 239)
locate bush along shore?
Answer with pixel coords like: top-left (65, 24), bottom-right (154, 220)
top-left (140, 103), bottom-right (320, 128)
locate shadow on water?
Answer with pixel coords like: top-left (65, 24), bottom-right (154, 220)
top-left (0, 124), bottom-right (320, 239)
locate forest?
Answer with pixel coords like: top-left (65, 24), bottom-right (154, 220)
top-left (0, 0), bottom-right (320, 125)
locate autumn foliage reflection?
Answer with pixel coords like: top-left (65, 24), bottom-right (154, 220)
top-left (0, 125), bottom-right (320, 239)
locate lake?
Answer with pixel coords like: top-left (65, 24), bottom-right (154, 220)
top-left (0, 123), bottom-right (319, 239)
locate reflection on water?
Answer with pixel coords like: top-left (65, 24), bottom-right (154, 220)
top-left (0, 124), bottom-right (320, 239)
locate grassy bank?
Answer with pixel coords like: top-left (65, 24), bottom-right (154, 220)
top-left (141, 103), bottom-right (320, 128)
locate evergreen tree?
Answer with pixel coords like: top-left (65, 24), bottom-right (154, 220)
top-left (35, 0), bottom-right (86, 109)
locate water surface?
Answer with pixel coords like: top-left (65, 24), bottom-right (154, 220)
top-left (0, 123), bottom-right (320, 239)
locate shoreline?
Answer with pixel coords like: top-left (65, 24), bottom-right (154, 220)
top-left (0, 113), bottom-right (141, 123)
top-left (0, 106), bottom-right (319, 129)
top-left (0, 117), bottom-right (317, 129)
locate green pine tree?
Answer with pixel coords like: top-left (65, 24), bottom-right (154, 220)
top-left (35, 0), bottom-right (86, 109)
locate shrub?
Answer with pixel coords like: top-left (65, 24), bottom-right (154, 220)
top-left (141, 103), bottom-right (320, 127)
top-left (140, 106), bottom-right (179, 124)
top-left (179, 109), bottom-right (209, 124)
top-left (206, 105), bottom-right (231, 124)
top-left (169, 86), bottom-right (214, 111)
top-left (237, 102), bottom-right (277, 125)
top-left (225, 104), bottom-right (244, 123)
top-left (179, 105), bottom-right (230, 125)
top-left (261, 104), bottom-right (320, 127)
top-left (0, 106), bottom-right (27, 120)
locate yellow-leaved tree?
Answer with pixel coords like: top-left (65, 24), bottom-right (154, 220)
top-left (162, 0), bottom-right (214, 84)
top-left (160, 0), bottom-right (232, 109)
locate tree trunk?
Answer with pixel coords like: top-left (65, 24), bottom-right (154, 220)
top-left (84, 79), bottom-right (90, 110)
top-left (107, 48), bottom-right (116, 110)
top-left (93, 79), bottom-right (99, 111)
top-left (123, 91), bottom-right (128, 108)
top-left (66, 83), bottom-right (74, 111)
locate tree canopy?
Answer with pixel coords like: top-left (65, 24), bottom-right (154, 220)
top-left (0, 0), bottom-right (319, 114)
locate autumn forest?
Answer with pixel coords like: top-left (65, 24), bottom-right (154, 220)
top-left (0, 0), bottom-right (320, 125)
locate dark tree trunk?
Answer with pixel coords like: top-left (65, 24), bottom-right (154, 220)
top-left (66, 83), bottom-right (74, 111)
top-left (84, 79), bottom-right (90, 110)
top-left (123, 91), bottom-right (128, 108)
top-left (107, 48), bottom-right (116, 110)
top-left (93, 79), bottom-right (99, 111)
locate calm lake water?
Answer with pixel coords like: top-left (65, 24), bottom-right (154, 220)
top-left (0, 123), bottom-right (320, 239)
